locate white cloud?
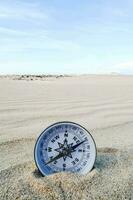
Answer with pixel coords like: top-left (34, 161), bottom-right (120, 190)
top-left (0, 27), bottom-right (29, 36)
top-left (115, 62), bottom-right (133, 69)
top-left (113, 9), bottom-right (128, 17)
top-left (0, 29), bottom-right (80, 53)
top-left (0, 1), bottom-right (48, 21)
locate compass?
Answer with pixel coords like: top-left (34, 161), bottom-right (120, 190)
top-left (34, 121), bottom-right (97, 176)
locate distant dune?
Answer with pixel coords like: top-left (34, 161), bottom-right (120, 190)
top-left (0, 74), bottom-right (72, 81)
top-left (0, 75), bottom-right (133, 199)
top-left (0, 73), bottom-right (132, 81)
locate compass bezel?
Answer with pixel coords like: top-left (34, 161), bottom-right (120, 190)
top-left (34, 121), bottom-right (97, 176)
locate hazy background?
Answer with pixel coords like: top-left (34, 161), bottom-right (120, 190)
top-left (0, 0), bottom-right (133, 75)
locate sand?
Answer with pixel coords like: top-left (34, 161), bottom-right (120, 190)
top-left (0, 75), bottom-right (133, 200)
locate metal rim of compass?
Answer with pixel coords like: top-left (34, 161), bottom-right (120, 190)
top-left (34, 121), bottom-right (97, 176)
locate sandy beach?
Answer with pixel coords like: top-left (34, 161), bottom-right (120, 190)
top-left (0, 75), bottom-right (133, 200)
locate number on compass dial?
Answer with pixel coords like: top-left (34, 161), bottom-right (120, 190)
top-left (34, 122), bottom-right (96, 176)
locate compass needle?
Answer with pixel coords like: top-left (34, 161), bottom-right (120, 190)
top-left (71, 140), bottom-right (86, 150)
top-left (34, 122), bottom-right (96, 175)
top-left (45, 152), bottom-right (64, 165)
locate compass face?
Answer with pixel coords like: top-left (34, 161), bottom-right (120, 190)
top-left (34, 122), bottom-right (96, 176)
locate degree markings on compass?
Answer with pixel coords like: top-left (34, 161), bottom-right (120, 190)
top-left (79, 130), bottom-right (84, 135)
top-left (55, 125), bottom-right (62, 131)
top-left (71, 156), bottom-right (80, 165)
top-left (40, 142), bottom-right (43, 148)
top-left (41, 158), bottom-right (45, 164)
top-left (73, 136), bottom-right (80, 144)
top-left (63, 163), bottom-right (66, 171)
top-left (72, 126), bottom-right (81, 136)
top-left (78, 149), bottom-right (83, 152)
top-left (86, 152), bottom-right (90, 158)
top-left (53, 160), bottom-right (58, 164)
top-left (39, 150), bottom-right (43, 157)
top-left (48, 129), bottom-right (53, 134)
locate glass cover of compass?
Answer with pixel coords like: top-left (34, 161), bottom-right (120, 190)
top-left (34, 121), bottom-right (97, 175)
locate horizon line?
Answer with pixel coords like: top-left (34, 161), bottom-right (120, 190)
top-left (0, 73), bottom-right (133, 76)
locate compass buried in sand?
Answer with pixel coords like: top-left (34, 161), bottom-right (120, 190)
top-left (34, 122), bottom-right (97, 175)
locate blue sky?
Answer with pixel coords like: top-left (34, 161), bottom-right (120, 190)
top-left (0, 0), bottom-right (133, 74)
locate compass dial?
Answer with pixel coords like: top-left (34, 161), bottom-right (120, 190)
top-left (34, 122), bottom-right (97, 175)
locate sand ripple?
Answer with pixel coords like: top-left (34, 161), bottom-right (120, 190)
top-left (0, 77), bottom-right (133, 199)
top-left (0, 148), bottom-right (132, 200)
